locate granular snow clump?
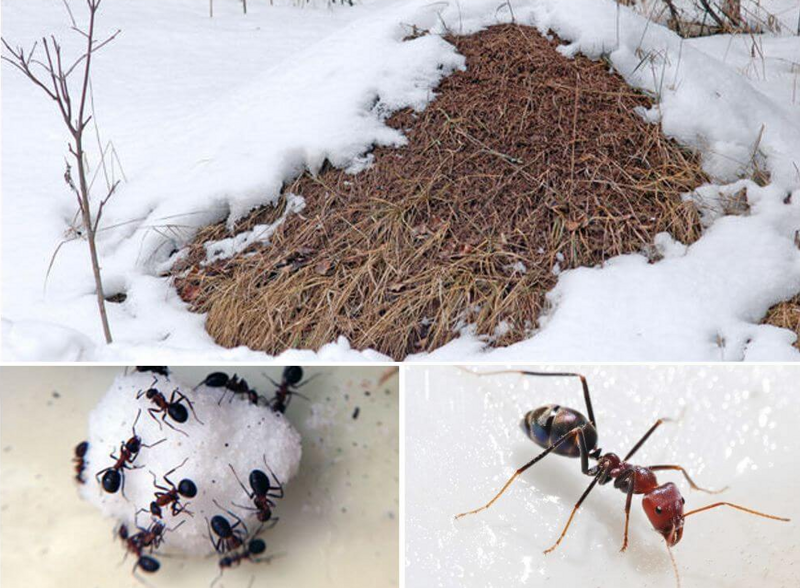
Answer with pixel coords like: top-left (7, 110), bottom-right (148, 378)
top-left (78, 369), bottom-right (302, 555)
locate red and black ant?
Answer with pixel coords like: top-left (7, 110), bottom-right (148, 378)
top-left (454, 370), bottom-right (790, 585)
top-left (206, 499), bottom-right (249, 554)
top-left (265, 366), bottom-right (314, 413)
top-left (135, 366), bottom-right (170, 378)
top-left (139, 458), bottom-right (197, 519)
top-left (118, 523), bottom-right (161, 576)
top-left (96, 410), bottom-right (165, 495)
top-left (211, 537), bottom-right (274, 587)
top-left (73, 441), bottom-right (89, 484)
top-left (200, 372), bottom-right (265, 406)
top-left (229, 457), bottom-right (284, 523)
top-left (137, 382), bottom-right (203, 435)
top-left (118, 518), bottom-right (183, 577)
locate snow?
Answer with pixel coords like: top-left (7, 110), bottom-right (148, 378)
top-left (406, 365), bottom-right (799, 587)
top-left (2, 0), bottom-right (800, 361)
top-left (80, 369), bottom-right (302, 555)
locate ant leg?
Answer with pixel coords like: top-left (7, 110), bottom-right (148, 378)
top-left (147, 408), bottom-right (164, 430)
top-left (683, 502), bottom-right (789, 522)
top-left (162, 458), bottom-right (189, 489)
top-left (160, 410), bottom-right (189, 437)
top-left (172, 389), bottom-right (204, 425)
top-left (620, 470), bottom-right (636, 553)
top-left (543, 475), bottom-right (601, 554)
top-left (623, 418), bottom-right (677, 461)
top-left (455, 426), bottom-right (590, 520)
top-left (262, 456), bottom-right (285, 499)
top-left (149, 470), bottom-right (170, 493)
top-left (648, 465), bottom-right (728, 494)
top-left (461, 368), bottom-right (597, 430)
top-left (228, 464), bottom-right (254, 499)
top-left (294, 372), bottom-right (321, 389)
top-left (141, 437), bottom-right (167, 450)
top-left (231, 501), bottom-right (258, 513)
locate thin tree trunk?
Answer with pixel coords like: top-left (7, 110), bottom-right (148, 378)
top-left (75, 134), bottom-right (113, 343)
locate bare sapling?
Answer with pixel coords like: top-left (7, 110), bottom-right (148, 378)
top-left (1, 0), bottom-right (121, 343)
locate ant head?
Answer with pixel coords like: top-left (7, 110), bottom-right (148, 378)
top-left (146, 389), bottom-right (158, 399)
top-left (126, 436), bottom-right (142, 453)
top-left (249, 538), bottom-right (266, 555)
top-left (178, 479), bottom-right (198, 498)
top-left (257, 509), bottom-right (273, 523)
top-left (642, 482), bottom-right (685, 546)
top-left (283, 366), bottom-right (303, 385)
top-left (150, 502), bottom-right (162, 517)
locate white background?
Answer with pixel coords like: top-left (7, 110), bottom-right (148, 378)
top-left (406, 365), bottom-right (798, 588)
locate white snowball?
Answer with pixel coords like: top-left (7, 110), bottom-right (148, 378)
top-left (79, 370), bottom-right (302, 556)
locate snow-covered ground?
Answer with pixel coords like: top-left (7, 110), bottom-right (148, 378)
top-left (2, 0), bottom-right (799, 361)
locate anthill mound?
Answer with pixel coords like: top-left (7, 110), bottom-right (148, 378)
top-left (763, 296), bottom-right (800, 349)
top-left (172, 24), bottom-right (706, 358)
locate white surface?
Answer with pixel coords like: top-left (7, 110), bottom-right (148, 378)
top-left (2, 0), bottom-right (800, 361)
top-left (406, 365), bottom-right (798, 587)
top-left (0, 366), bottom-right (398, 587)
top-left (80, 370), bottom-right (302, 555)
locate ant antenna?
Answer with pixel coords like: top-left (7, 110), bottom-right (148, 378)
top-left (665, 541), bottom-right (681, 588)
top-left (683, 502), bottom-right (790, 521)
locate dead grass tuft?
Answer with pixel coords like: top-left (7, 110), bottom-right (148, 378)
top-left (763, 296), bottom-right (800, 349)
top-left (172, 24), bottom-right (707, 358)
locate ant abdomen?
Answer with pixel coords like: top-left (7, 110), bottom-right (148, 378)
top-left (522, 405), bottom-right (597, 457)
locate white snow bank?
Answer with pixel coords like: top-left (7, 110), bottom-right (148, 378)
top-left (2, 0), bottom-right (799, 361)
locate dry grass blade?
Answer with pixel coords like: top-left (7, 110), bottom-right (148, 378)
top-left (172, 24), bottom-right (707, 359)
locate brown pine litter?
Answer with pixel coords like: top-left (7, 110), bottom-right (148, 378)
top-left (172, 24), bottom-right (707, 359)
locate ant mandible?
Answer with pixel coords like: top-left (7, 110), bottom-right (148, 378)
top-left (454, 370), bottom-right (790, 582)
top-left (229, 457), bottom-right (285, 523)
top-left (137, 381), bottom-right (203, 435)
top-left (207, 499), bottom-right (249, 554)
top-left (265, 366), bottom-right (314, 413)
top-left (73, 441), bottom-right (89, 484)
top-left (96, 410), bottom-right (165, 495)
top-left (200, 372), bottom-right (264, 406)
top-left (139, 457), bottom-right (197, 519)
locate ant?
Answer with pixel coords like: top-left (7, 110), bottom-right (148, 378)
top-left (454, 370), bottom-right (790, 585)
top-left (96, 410), bottom-right (165, 495)
top-left (229, 457), bottom-right (284, 523)
top-left (265, 366), bottom-right (314, 413)
top-left (139, 458), bottom-right (197, 519)
top-left (200, 372), bottom-right (264, 406)
top-left (73, 441), bottom-right (89, 484)
top-left (137, 381), bottom-right (203, 435)
top-left (207, 499), bottom-right (249, 554)
top-left (135, 366), bottom-right (170, 377)
top-left (119, 523), bottom-right (161, 575)
top-left (211, 538), bottom-right (274, 587)
top-left (118, 518), bottom-right (183, 577)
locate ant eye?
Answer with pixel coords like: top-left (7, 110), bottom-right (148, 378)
top-left (655, 506), bottom-right (663, 514)
top-left (681, 497), bottom-right (685, 504)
